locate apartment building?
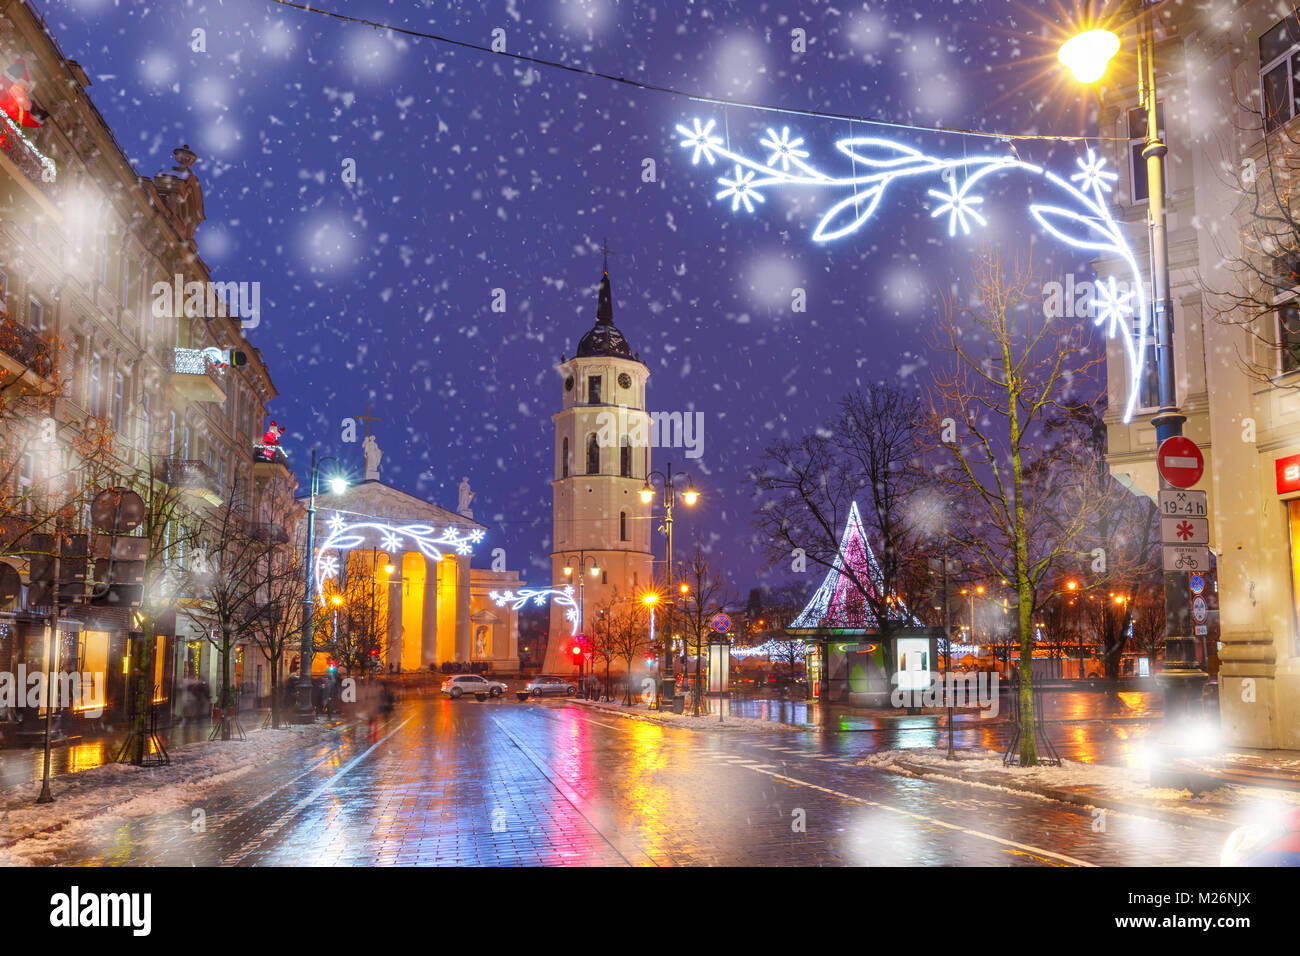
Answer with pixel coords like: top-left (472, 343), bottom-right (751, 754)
top-left (1098, 1), bottom-right (1300, 749)
top-left (0, 0), bottom-right (300, 729)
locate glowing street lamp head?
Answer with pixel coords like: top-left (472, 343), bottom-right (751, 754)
top-left (1067, 580), bottom-right (1079, 591)
top-left (328, 476), bottom-right (348, 494)
top-left (639, 483), bottom-right (654, 504)
top-left (643, 593), bottom-right (658, 606)
top-left (330, 594), bottom-right (343, 606)
top-left (1058, 28), bottom-right (1120, 84)
top-left (563, 565), bottom-right (573, 577)
top-left (590, 565), bottom-right (600, 577)
top-left (384, 563), bottom-right (396, 575)
top-left (682, 483), bottom-right (699, 506)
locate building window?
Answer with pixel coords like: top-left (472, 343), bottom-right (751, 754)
top-left (89, 353), bottom-right (102, 416)
top-left (561, 437), bottom-right (569, 478)
top-left (141, 389), bottom-right (151, 452)
top-left (113, 373), bottom-right (124, 431)
top-left (602, 570), bottom-right (608, 584)
top-left (1127, 103), bottom-right (1165, 203)
top-left (1274, 257), bottom-right (1300, 374)
top-left (620, 437), bottom-right (632, 477)
top-left (0, 270), bottom-right (8, 314)
top-left (28, 297), bottom-right (43, 332)
top-left (620, 511), bottom-right (627, 541)
top-left (586, 434), bottom-right (600, 475)
top-left (1261, 15), bottom-right (1300, 132)
top-left (587, 375), bottom-right (602, 404)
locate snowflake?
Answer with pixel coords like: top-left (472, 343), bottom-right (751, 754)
top-left (1070, 149), bottom-right (1118, 195)
top-left (717, 165), bottom-right (765, 214)
top-left (319, 554), bottom-right (339, 578)
top-left (325, 512), bottom-right (345, 534)
top-left (927, 178), bottom-right (987, 237)
top-left (759, 126), bottom-right (809, 171)
top-left (676, 117), bottom-right (723, 166)
top-left (1091, 275), bottom-right (1135, 338)
top-left (468, 529), bottom-right (485, 543)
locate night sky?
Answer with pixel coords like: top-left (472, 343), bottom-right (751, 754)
top-left (42, 0), bottom-right (1100, 591)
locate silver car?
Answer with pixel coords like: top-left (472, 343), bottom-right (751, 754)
top-left (440, 674), bottom-right (507, 699)
top-left (525, 675), bottom-right (577, 697)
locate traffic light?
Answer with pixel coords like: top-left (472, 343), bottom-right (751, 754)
top-left (327, 657), bottom-right (337, 675)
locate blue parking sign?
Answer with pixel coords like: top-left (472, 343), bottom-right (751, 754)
top-left (1190, 573), bottom-right (1205, 595)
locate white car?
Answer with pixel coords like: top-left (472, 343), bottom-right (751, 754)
top-left (440, 674), bottom-right (507, 699)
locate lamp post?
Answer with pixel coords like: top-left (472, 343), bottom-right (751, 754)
top-left (295, 448), bottom-right (347, 724)
top-left (559, 551), bottom-right (600, 697)
top-left (1059, 7), bottom-right (1206, 740)
top-left (640, 462), bottom-right (698, 705)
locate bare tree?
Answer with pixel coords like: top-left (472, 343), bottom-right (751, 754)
top-left (675, 543), bottom-right (733, 714)
top-left (602, 589), bottom-right (650, 705)
top-left (926, 251), bottom-right (1103, 766)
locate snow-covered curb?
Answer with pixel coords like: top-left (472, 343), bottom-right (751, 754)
top-left (862, 747), bottom-right (1300, 831)
top-left (573, 698), bottom-right (809, 733)
top-left (0, 723), bottom-right (345, 865)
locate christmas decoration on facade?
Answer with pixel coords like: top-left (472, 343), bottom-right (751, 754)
top-left (314, 513), bottom-right (484, 602)
top-left (489, 585), bottom-right (580, 636)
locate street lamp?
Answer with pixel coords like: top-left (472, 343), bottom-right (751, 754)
top-left (1060, 9), bottom-right (1207, 739)
top-left (559, 551), bottom-right (599, 696)
top-left (640, 462), bottom-right (699, 704)
top-left (296, 449), bottom-right (347, 724)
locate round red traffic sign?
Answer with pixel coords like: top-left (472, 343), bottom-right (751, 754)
top-left (1156, 436), bottom-right (1204, 489)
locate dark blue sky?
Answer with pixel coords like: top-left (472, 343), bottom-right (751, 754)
top-left (42, 0), bottom-right (1098, 591)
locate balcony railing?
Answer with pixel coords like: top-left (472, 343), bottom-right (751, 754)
top-left (248, 522), bottom-right (290, 544)
top-left (0, 115), bottom-right (58, 207)
top-left (170, 347), bottom-right (226, 402)
top-left (154, 458), bottom-right (221, 504)
top-left (0, 312), bottom-right (53, 381)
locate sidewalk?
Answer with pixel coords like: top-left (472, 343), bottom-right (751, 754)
top-left (861, 747), bottom-right (1300, 834)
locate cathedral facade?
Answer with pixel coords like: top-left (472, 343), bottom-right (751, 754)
top-left (542, 267), bottom-right (655, 674)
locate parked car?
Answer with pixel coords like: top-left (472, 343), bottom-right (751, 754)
top-left (440, 674), bottom-right (507, 699)
top-left (525, 675), bottom-right (577, 697)
top-left (1221, 805), bottom-right (1300, 866)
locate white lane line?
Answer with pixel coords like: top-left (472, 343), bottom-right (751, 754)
top-left (742, 763), bottom-right (1097, 867)
top-left (220, 717), bottom-right (413, 866)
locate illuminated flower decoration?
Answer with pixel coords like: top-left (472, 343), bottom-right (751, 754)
top-left (674, 117), bottom-right (1150, 425)
top-left (759, 126), bottom-right (809, 171)
top-left (717, 165), bottom-right (765, 213)
top-left (676, 117), bottom-right (723, 166)
top-left (314, 520), bottom-right (483, 603)
top-left (490, 585), bottom-right (580, 635)
top-left (927, 178), bottom-right (987, 237)
top-left (1091, 275), bottom-right (1135, 339)
top-left (1070, 149), bottom-right (1118, 197)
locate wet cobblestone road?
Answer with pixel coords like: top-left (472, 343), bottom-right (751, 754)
top-left (32, 696), bottom-right (1219, 866)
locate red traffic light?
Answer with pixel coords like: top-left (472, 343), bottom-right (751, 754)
top-left (369, 647), bottom-right (379, 658)
top-left (571, 644), bottom-right (583, 656)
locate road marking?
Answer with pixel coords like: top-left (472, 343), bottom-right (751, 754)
top-left (741, 764), bottom-right (1097, 867)
top-left (219, 717), bottom-right (412, 866)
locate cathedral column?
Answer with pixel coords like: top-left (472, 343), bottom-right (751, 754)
top-left (422, 555), bottom-right (440, 667)
top-left (455, 553), bottom-right (472, 662)
top-left (387, 559), bottom-right (403, 673)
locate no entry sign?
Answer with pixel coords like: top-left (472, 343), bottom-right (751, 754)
top-left (1157, 436), bottom-right (1204, 489)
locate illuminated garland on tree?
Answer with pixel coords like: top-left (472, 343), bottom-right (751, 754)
top-left (314, 512), bottom-right (484, 603)
top-left (676, 119), bottom-right (1147, 423)
top-left (489, 585), bottom-right (580, 636)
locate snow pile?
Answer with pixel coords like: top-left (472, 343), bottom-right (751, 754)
top-left (862, 747), bottom-right (1300, 826)
top-left (0, 725), bottom-right (341, 865)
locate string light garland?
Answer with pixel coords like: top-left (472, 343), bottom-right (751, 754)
top-left (314, 512), bottom-right (484, 603)
top-left (678, 122), bottom-right (1147, 423)
top-left (489, 585), bottom-right (580, 636)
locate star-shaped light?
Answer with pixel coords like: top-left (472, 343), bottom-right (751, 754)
top-left (1070, 149), bottom-right (1118, 195)
top-left (468, 529), bottom-right (485, 543)
top-left (676, 118), bottom-right (723, 166)
top-left (325, 512), bottom-right (345, 534)
top-left (1091, 275), bottom-right (1135, 338)
top-left (927, 178), bottom-right (987, 237)
top-left (319, 554), bottom-right (339, 578)
top-left (380, 529), bottom-right (402, 553)
top-left (759, 126), bottom-right (809, 171)
top-left (717, 165), bottom-right (765, 213)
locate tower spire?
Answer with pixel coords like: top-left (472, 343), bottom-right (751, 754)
top-left (596, 240), bottom-right (614, 325)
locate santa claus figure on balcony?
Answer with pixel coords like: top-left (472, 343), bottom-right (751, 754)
top-left (0, 59), bottom-right (47, 130)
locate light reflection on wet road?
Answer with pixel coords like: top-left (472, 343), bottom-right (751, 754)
top-left (17, 694), bottom-right (1217, 867)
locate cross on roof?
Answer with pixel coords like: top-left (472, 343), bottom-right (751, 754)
top-left (601, 238), bottom-right (613, 274)
top-left (356, 404), bottom-right (382, 439)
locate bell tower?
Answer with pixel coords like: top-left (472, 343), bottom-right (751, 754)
top-left (543, 263), bottom-right (654, 674)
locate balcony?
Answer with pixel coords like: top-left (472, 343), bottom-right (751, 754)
top-left (0, 313), bottom-right (54, 392)
top-left (153, 458), bottom-right (222, 506)
top-left (248, 521), bottom-right (290, 544)
top-left (252, 442), bottom-right (292, 482)
top-left (170, 347), bottom-right (226, 403)
top-left (0, 117), bottom-right (60, 225)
